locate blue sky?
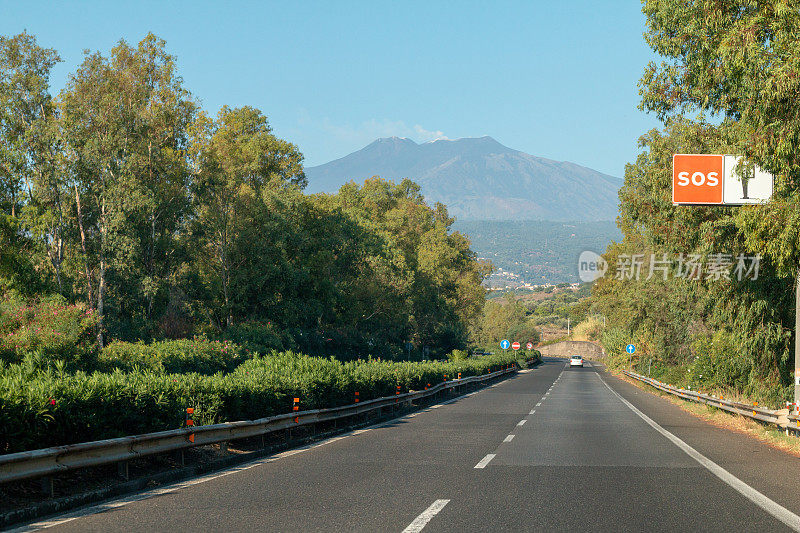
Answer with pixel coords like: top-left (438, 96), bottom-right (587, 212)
top-left (1, 1), bottom-right (661, 177)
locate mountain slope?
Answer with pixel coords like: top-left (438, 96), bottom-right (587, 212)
top-left (305, 136), bottom-right (621, 221)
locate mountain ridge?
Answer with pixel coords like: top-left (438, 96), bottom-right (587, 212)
top-left (306, 136), bottom-right (621, 221)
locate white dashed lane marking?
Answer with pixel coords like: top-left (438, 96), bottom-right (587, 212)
top-left (474, 454), bottom-right (496, 469)
top-left (402, 499), bottom-right (450, 533)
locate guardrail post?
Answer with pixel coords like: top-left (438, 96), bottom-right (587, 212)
top-left (40, 476), bottom-right (54, 498)
top-left (118, 461), bottom-right (129, 480)
top-left (220, 441), bottom-right (228, 455)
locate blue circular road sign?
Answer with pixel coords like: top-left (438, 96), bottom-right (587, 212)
top-left (500, 339), bottom-right (510, 350)
top-left (626, 344), bottom-right (636, 354)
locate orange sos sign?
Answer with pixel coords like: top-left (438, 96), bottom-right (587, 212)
top-left (672, 154), bottom-right (723, 205)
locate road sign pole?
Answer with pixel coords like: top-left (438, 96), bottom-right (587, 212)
top-left (795, 268), bottom-right (800, 409)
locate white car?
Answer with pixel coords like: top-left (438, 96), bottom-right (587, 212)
top-left (569, 355), bottom-right (584, 367)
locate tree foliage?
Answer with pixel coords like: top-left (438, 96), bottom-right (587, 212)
top-left (595, 0), bottom-right (800, 403)
top-left (0, 31), bottom-right (490, 359)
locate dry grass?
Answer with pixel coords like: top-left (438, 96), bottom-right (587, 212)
top-left (571, 317), bottom-right (602, 342)
top-left (614, 371), bottom-right (800, 458)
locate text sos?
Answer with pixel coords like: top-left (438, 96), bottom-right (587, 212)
top-left (676, 171), bottom-right (719, 187)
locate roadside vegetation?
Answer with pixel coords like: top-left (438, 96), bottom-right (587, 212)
top-left (593, 2), bottom-right (800, 408)
top-left (0, 344), bottom-right (531, 454)
top-left (0, 31), bottom-right (549, 454)
top-left (0, 32), bottom-right (489, 363)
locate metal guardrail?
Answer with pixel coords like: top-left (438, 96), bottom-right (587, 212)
top-left (1, 362), bottom-right (532, 485)
top-left (623, 370), bottom-right (800, 432)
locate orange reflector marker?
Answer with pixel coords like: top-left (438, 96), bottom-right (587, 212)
top-left (185, 407), bottom-right (195, 443)
top-left (458, 373), bottom-right (461, 380)
top-left (293, 397), bottom-right (300, 412)
top-left (354, 391), bottom-right (360, 403)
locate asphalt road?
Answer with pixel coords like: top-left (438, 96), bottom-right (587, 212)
top-left (15, 357), bottom-right (800, 532)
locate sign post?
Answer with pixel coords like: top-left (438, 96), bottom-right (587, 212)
top-left (796, 272), bottom-right (800, 409)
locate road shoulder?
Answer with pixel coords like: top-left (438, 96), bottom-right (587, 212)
top-left (599, 365), bottom-right (800, 516)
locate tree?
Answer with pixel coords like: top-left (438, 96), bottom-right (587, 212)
top-left (60, 33), bottom-right (196, 344)
top-left (188, 105), bottom-right (305, 329)
top-left (0, 32), bottom-right (65, 295)
top-left (0, 32), bottom-right (60, 218)
top-left (640, 0), bottom-right (800, 276)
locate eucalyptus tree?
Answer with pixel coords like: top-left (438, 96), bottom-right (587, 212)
top-left (0, 31), bottom-right (60, 218)
top-left (60, 33), bottom-right (196, 344)
top-left (188, 105), bottom-right (305, 329)
top-left (0, 32), bottom-right (68, 295)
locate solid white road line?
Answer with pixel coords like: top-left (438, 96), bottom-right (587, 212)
top-left (402, 499), bottom-right (450, 533)
top-left (516, 419), bottom-right (527, 426)
top-left (474, 453), bottom-right (496, 469)
top-left (503, 434), bottom-right (515, 442)
top-left (597, 373), bottom-right (800, 532)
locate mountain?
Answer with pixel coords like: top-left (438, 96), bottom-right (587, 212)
top-left (305, 136), bottom-right (621, 221)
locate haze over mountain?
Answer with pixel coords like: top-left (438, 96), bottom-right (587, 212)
top-left (305, 136), bottom-right (622, 221)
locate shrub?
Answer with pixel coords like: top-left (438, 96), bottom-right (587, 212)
top-left (0, 350), bottom-right (519, 453)
top-left (98, 338), bottom-right (247, 375)
top-left (447, 349), bottom-right (469, 361)
top-left (0, 296), bottom-right (97, 366)
top-left (221, 320), bottom-right (285, 354)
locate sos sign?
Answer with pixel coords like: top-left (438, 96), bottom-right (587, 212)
top-left (672, 154), bottom-right (723, 204)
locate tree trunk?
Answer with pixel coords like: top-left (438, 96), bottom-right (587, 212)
top-left (97, 255), bottom-right (105, 347)
top-left (74, 184), bottom-right (94, 305)
top-left (97, 197), bottom-right (106, 347)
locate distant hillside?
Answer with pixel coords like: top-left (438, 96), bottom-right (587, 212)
top-left (454, 220), bottom-right (622, 285)
top-left (306, 136), bottom-right (621, 221)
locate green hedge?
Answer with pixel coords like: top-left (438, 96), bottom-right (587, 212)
top-left (98, 338), bottom-right (247, 375)
top-left (0, 351), bottom-right (525, 454)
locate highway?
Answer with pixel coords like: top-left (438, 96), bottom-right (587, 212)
top-left (15, 357), bottom-right (800, 532)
